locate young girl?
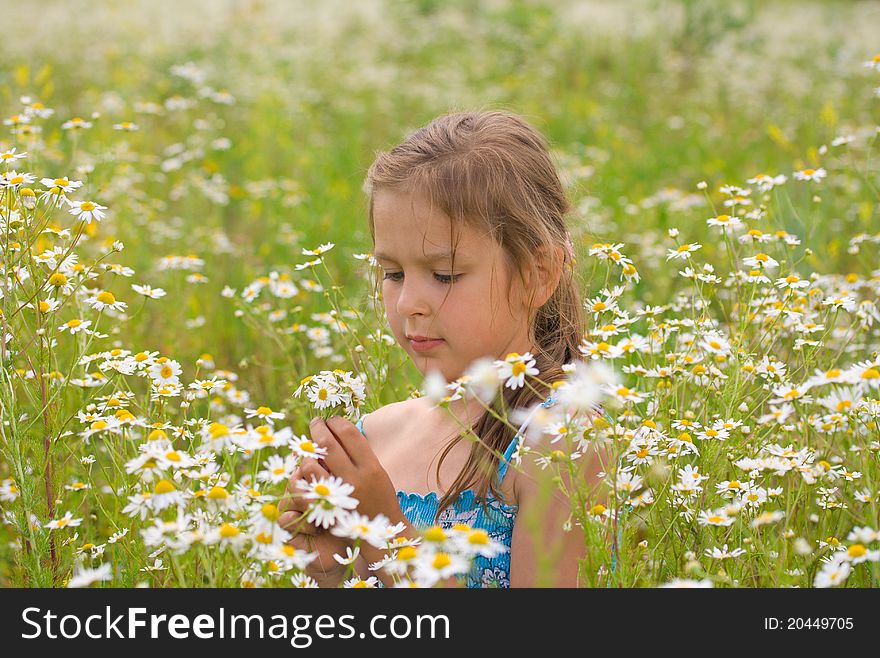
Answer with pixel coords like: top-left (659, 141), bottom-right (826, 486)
top-left (278, 110), bottom-right (605, 587)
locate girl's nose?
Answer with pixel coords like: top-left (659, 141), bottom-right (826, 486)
top-left (396, 276), bottom-right (431, 316)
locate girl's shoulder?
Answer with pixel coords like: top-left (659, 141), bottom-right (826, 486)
top-left (359, 396), bottom-right (426, 439)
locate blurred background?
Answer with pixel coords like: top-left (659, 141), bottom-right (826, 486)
top-left (1, 0), bottom-right (878, 403)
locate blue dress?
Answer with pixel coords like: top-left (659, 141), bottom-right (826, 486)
top-left (355, 393), bottom-right (559, 588)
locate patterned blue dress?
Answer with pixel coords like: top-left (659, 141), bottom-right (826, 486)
top-left (355, 393), bottom-right (558, 588)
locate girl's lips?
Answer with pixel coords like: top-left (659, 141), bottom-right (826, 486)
top-left (409, 338), bottom-right (444, 353)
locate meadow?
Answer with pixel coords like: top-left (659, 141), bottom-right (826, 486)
top-left (0, 0), bottom-right (878, 587)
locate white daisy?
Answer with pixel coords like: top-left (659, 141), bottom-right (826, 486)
top-left (68, 200), bottom-right (108, 224)
top-left (494, 352), bottom-right (539, 390)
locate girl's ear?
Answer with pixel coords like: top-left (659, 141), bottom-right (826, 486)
top-left (524, 244), bottom-right (565, 309)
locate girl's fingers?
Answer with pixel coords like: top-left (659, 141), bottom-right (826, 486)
top-left (325, 416), bottom-right (373, 467)
top-left (278, 510), bottom-right (319, 535)
top-left (309, 419), bottom-right (354, 478)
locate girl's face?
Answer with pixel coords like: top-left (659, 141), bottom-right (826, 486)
top-left (372, 188), bottom-right (534, 383)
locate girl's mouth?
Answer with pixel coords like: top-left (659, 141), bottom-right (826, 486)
top-left (409, 338), bottom-right (444, 352)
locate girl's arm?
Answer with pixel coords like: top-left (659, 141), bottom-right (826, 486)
top-left (509, 439), bottom-right (609, 588)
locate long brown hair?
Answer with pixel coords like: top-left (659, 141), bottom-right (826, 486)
top-left (364, 109), bottom-right (585, 520)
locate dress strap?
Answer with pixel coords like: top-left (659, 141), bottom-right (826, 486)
top-left (497, 393), bottom-right (557, 483)
top-left (355, 413), bottom-right (369, 437)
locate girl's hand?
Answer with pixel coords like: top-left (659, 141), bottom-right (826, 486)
top-left (308, 416), bottom-right (402, 523)
top-left (278, 457), bottom-right (329, 536)
top-left (288, 532), bottom-right (350, 587)
top-left (278, 458), bottom-right (352, 587)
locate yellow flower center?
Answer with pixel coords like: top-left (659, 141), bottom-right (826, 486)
top-left (861, 368), bottom-right (879, 380)
top-left (219, 523), bottom-right (240, 538)
top-left (209, 423), bottom-right (229, 437)
top-left (256, 406), bottom-right (272, 415)
top-left (48, 273), bottom-right (67, 286)
top-left (154, 480), bottom-right (175, 495)
top-left (847, 544), bottom-right (866, 558)
top-left (754, 253), bottom-right (769, 262)
top-left (314, 484), bottom-right (331, 496)
top-left (397, 546), bottom-right (417, 561)
top-left (299, 441), bottom-right (316, 453)
top-left (432, 553), bottom-right (452, 570)
top-left (467, 530), bottom-right (489, 545)
top-left (207, 486), bottom-right (228, 500)
top-left (424, 526), bottom-right (447, 542)
top-left (80, 201), bottom-right (95, 212)
top-left (96, 291), bottom-right (116, 304)
top-left (589, 504), bottom-right (606, 515)
top-left (262, 503), bottom-right (279, 521)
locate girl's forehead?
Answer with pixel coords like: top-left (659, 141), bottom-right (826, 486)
top-left (372, 189), bottom-right (494, 259)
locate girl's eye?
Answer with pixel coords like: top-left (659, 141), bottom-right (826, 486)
top-left (382, 272), bottom-right (460, 284)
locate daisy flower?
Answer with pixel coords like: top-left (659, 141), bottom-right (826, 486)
top-left (256, 454), bottom-right (298, 485)
top-left (291, 574), bottom-right (319, 588)
top-left (68, 200), bottom-right (108, 224)
top-left (62, 116), bottom-right (93, 130)
top-left (58, 319), bottom-right (92, 335)
top-left (40, 176), bottom-right (82, 194)
top-left (606, 384), bottom-right (647, 404)
top-left (704, 544), bottom-right (747, 559)
top-left (331, 511), bottom-right (395, 548)
top-left (45, 511), bottom-right (83, 530)
top-left (1, 170), bottom-right (36, 188)
top-left (0, 148), bottom-right (27, 163)
top-left (775, 273), bottom-right (810, 290)
top-left (288, 434), bottom-right (328, 460)
top-left (742, 253), bottom-right (779, 270)
top-left (301, 242), bottom-right (335, 256)
top-left (666, 243), bottom-right (702, 261)
top-left (747, 173), bottom-right (787, 192)
top-left (149, 479), bottom-right (188, 512)
top-left (204, 523), bottom-right (248, 552)
top-left (793, 167), bottom-right (826, 182)
top-left (659, 578), bottom-right (713, 588)
top-left (705, 214), bottom-right (743, 231)
top-left (751, 510), bottom-right (785, 528)
top-left (0, 479), bottom-right (20, 502)
top-left (148, 359), bottom-right (182, 386)
top-left (295, 475), bottom-right (359, 529)
top-left (85, 290), bottom-right (127, 312)
top-left (244, 405), bottom-right (285, 424)
top-left (67, 562), bottom-right (113, 588)
top-left (494, 352), bottom-right (539, 390)
top-left (697, 508), bottom-right (736, 527)
top-left (814, 558), bottom-right (850, 588)
top-left (343, 576), bottom-right (381, 588)
top-left (131, 284), bottom-right (167, 299)
top-left (461, 357), bottom-right (502, 404)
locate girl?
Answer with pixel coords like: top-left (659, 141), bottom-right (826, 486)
top-left (278, 110), bottom-right (606, 587)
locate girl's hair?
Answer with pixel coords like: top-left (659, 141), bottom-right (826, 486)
top-left (364, 109), bottom-right (584, 521)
